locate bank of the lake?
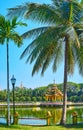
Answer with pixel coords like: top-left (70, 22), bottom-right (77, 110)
top-left (0, 124), bottom-right (83, 130)
top-left (0, 102), bottom-right (83, 108)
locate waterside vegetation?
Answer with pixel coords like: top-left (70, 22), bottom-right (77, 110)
top-left (0, 82), bottom-right (83, 103)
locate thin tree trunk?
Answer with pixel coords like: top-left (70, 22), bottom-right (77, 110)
top-left (60, 35), bottom-right (68, 125)
top-left (6, 42), bottom-right (10, 126)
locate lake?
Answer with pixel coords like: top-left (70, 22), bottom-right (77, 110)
top-left (0, 106), bottom-right (83, 125)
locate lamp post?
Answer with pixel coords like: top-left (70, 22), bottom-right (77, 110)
top-left (11, 75), bottom-right (16, 123)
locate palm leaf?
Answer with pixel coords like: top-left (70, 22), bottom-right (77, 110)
top-left (20, 25), bottom-right (67, 61)
top-left (24, 3), bottom-right (62, 24)
top-left (75, 44), bottom-right (83, 76)
top-left (52, 0), bottom-right (63, 7)
top-left (7, 3), bottom-right (28, 18)
top-left (10, 33), bottom-right (23, 47)
top-left (52, 39), bottom-right (63, 72)
top-left (21, 26), bottom-right (49, 39)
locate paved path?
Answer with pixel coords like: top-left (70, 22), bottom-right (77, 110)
top-left (0, 102), bottom-right (83, 107)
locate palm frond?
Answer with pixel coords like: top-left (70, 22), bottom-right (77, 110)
top-left (32, 42), bottom-right (57, 76)
top-left (52, 39), bottom-right (63, 72)
top-left (11, 17), bottom-right (27, 29)
top-left (32, 48), bottom-right (50, 76)
top-left (24, 3), bottom-right (62, 24)
top-left (0, 15), bottom-right (6, 29)
top-left (21, 26), bottom-right (49, 39)
top-left (7, 3), bottom-right (28, 18)
top-left (17, 21), bottom-right (27, 27)
top-left (11, 17), bottom-right (17, 28)
top-left (73, 28), bottom-right (81, 48)
top-left (20, 25), bottom-right (66, 61)
top-left (52, 0), bottom-right (63, 7)
top-left (75, 44), bottom-right (83, 76)
top-left (0, 35), bottom-right (5, 44)
top-left (41, 55), bottom-right (52, 75)
top-left (64, 26), bottom-right (81, 48)
top-left (10, 33), bottom-right (23, 47)
top-left (60, 1), bottom-right (83, 24)
top-left (67, 42), bottom-right (75, 74)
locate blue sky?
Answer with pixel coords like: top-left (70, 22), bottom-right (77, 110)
top-left (0, 0), bottom-right (83, 90)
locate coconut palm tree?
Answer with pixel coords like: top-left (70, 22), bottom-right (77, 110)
top-left (0, 15), bottom-right (27, 126)
top-left (7, 0), bottom-right (83, 125)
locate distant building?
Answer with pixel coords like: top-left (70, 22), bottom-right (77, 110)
top-left (20, 82), bottom-right (23, 88)
top-left (45, 84), bottom-right (63, 102)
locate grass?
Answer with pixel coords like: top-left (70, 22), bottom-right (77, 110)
top-left (0, 124), bottom-right (83, 130)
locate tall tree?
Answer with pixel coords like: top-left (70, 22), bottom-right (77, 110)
top-left (0, 15), bottom-right (27, 126)
top-left (7, 0), bottom-right (83, 125)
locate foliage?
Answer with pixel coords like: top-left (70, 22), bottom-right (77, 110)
top-left (0, 16), bottom-right (27, 46)
top-left (7, 1), bottom-right (83, 76)
top-left (0, 82), bottom-right (83, 103)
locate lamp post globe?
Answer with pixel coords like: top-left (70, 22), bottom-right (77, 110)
top-left (11, 75), bottom-right (16, 85)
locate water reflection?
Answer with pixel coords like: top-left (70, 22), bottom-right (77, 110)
top-left (17, 107), bottom-right (62, 125)
top-left (0, 106), bottom-right (83, 125)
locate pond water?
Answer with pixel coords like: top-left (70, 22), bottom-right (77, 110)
top-left (0, 106), bottom-right (83, 125)
top-left (19, 117), bottom-right (46, 125)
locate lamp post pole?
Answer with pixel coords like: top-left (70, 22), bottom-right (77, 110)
top-left (11, 75), bottom-right (16, 124)
top-left (13, 82), bottom-right (15, 116)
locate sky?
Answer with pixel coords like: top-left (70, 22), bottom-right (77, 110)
top-left (0, 0), bottom-right (83, 90)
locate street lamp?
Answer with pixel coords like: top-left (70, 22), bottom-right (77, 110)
top-left (11, 75), bottom-right (16, 123)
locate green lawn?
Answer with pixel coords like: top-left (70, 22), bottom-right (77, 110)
top-left (0, 124), bottom-right (83, 130)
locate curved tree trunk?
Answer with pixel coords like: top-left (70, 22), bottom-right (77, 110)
top-left (6, 42), bottom-right (10, 126)
top-left (60, 35), bottom-right (68, 125)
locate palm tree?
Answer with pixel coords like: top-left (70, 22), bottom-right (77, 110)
top-left (7, 0), bottom-right (83, 125)
top-left (0, 15), bottom-right (27, 126)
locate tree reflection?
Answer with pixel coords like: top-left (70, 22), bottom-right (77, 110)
top-left (0, 107), bottom-right (83, 124)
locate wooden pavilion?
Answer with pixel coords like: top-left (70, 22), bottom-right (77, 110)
top-left (45, 84), bottom-right (63, 102)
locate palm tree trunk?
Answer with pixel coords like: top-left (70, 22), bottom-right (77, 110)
top-left (60, 35), bottom-right (68, 125)
top-left (6, 42), bottom-right (10, 126)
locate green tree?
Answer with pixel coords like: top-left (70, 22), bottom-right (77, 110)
top-left (7, 0), bottom-right (83, 125)
top-left (26, 96), bottom-right (31, 102)
top-left (32, 97), bottom-right (36, 102)
top-left (0, 15), bottom-right (27, 125)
